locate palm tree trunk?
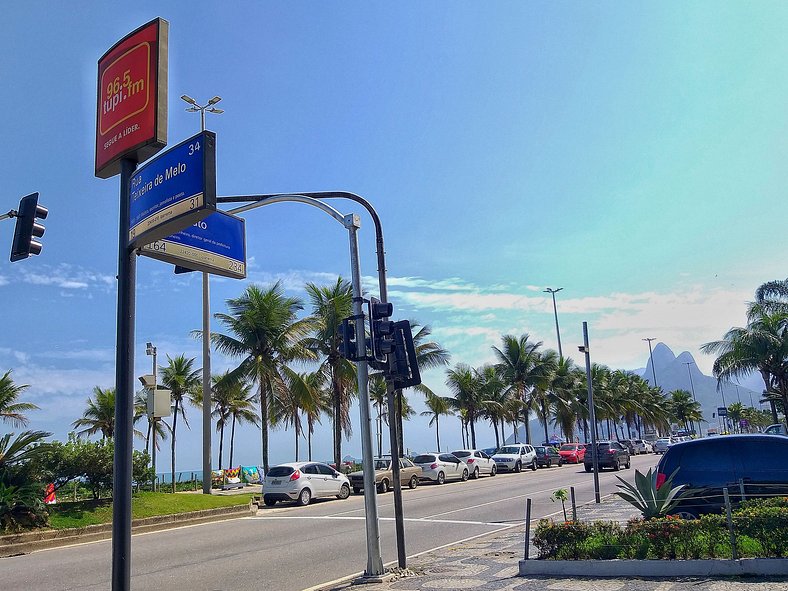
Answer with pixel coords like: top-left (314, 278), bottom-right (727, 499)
top-left (145, 421), bottom-right (151, 455)
top-left (218, 422), bottom-right (224, 471)
top-left (259, 376), bottom-right (269, 475)
top-left (229, 415), bottom-right (237, 467)
top-left (470, 415), bottom-right (477, 449)
top-left (435, 415), bottom-right (440, 452)
top-left (332, 365), bottom-right (342, 471)
top-left (541, 401), bottom-right (549, 445)
top-left (308, 427), bottom-right (313, 461)
top-left (492, 419), bottom-right (499, 449)
top-left (523, 410), bottom-right (531, 444)
top-left (171, 398), bottom-right (179, 493)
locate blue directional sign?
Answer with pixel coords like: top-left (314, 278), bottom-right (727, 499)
top-left (140, 210), bottom-right (246, 279)
top-left (128, 130), bottom-right (216, 247)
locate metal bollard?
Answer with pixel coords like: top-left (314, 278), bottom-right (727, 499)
top-left (738, 478), bottom-right (746, 502)
top-left (524, 498), bottom-right (532, 560)
top-left (570, 486), bottom-right (577, 522)
top-left (723, 488), bottom-right (738, 560)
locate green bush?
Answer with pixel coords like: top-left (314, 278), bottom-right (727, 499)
top-left (733, 505), bottom-right (788, 557)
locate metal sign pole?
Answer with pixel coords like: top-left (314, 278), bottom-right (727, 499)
top-left (112, 158), bottom-right (137, 591)
top-left (582, 322), bottom-right (601, 504)
top-left (346, 214), bottom-right (384, 577)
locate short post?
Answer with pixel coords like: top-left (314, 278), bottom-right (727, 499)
top-left (738, 478), bottom-right (746, 502)
top-left (723, 488), bottom-right (738, 560)
top-left (74, 480), bottom-right (77, 502)
top-left (570, 486), bottom-right (577, 522)
top-left (523, 498), bottom-right (532, 560)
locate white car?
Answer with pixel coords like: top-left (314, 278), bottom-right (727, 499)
top-left (631, 439), bottom-right (652, 454)
top-left (412, 452), bottom-right (470, 484)
top-left (492, 443), bottom-right (537, 472)
top-left (653, 438), bottom-right (671, 454)
top-left (451, 449), bottom-right (498, 479)
top-left (262, 462), bottom-right (351, 506)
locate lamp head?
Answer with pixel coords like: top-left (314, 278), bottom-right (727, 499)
top-left (180, 94), bottom-right (198, 106)
top-left (207, 96), bottom-right (222, 105)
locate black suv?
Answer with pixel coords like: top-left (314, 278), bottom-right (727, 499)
top-left (656, 434), bottom-right (788, 518)
top-left (584, 441), bottom-right (630, 472)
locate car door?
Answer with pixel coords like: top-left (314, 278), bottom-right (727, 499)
top-left (317, 463), bottom-right (341, 495)
top-left (302, 463), bottom-right (325, 496)
top-left (734, 437), bottom-right (788, 502)
top-left (476, 451), bottom-right (491, 473)
top-left (439, 454), bottom-right (460, 479)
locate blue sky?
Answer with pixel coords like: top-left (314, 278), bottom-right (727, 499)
top-left (3, 3), bottom-right (788, 471)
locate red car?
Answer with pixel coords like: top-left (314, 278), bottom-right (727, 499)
top-left (558, 443), bottom-right (586, 464)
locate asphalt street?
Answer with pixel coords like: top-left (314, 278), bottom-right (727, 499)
top-left (2, 454), bottom-right (658, 591)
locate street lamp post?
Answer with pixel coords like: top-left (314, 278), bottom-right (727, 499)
top-left (181, 94), bottom-right (223, 494)
top-left (145, 342), bottom-right (157, 491)
top-left (642, 338), bottom-right (658, 386)
top-left (683, 361), bottom-right (703, 438)
top-left (544, 287), bottom-right (563, 358)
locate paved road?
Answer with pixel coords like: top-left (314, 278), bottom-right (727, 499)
top-left (2, 454), bottom-right (657, 591)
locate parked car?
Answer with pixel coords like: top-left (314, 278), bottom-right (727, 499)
top-left (653, 438), bottom-right (671, 454)
top-left (492, 443), bottom-right (537, 472)
top-left (558, 443), bottom-right (586, 464)
top-left (656, 434), bottom-right (788, 518)
top-left (534, 445), bottom-right (563, 468)
top-left (619, 439), bottom-right (637, 455)
top-left (481, 446), bottom-right (499, 457)
top-left (413, 452), bottom-right (469, 484)
top-left (631, 439), bottom-right (652, 454)
top-left (583, 441), bottom-right (631, 472)
top-left (347, 456), bottom-right (422, 494)
top-left (451, 449), bottom-right (498, 478)
top-left (764, 423), bottom-right (787, 436)
top-left (262, 462), bottom-right (350, 506)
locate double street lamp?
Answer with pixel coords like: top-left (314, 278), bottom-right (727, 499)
top-left (642, 337), bottom-right (658, 387)
top-left (181, 94), bottom-right (223, 494)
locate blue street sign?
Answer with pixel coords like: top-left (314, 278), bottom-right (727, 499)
top-left (128, 131), bottom-right (216, 247)
top-left (717, 407), bottom-right (728, 417)
top-left (140, 210), bottom-right (246, 279)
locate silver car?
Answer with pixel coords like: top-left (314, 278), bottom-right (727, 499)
top-left (653, 438), bottom-right (671, 454)
top-left (262, 461), bottom-right (351, 506)
top-left (413, 452), bottom-right (470, 484)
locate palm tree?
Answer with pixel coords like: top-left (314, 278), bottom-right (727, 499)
top-left (667, 389), bottom-right (703, 433)
top-left (727, 402), bottom-right (745, 433)
top-left (475, 364), bottom-right (507, 448)
top-left (0, 370), bottom-right (39, 428)
top-left (211, 282), bottom-right (315, 474)
top-left (304, 278), bottom-right (356, 469)
top-left (0, 430), bottom-right (51, 468)
top-left (446, 364), bottom-right (482, 449)
top-left (72, 386), bottom-right (116, 440)
top-left (547, 356), bottom-right (581, 442)
top-left (420, 392), bottom-right (454, 452)
top-left (492, 334), bottom-right (544, 444)
top-left (530, 349), bottom-right (559, 444)
top-left (159, 355), bottom-right (201, 492)
top-left (302, 371), bottom-right (331, 461)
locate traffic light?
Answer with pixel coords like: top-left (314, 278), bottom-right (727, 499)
top-left (370, 297), bottom-right (395, 365)
top-left (10, 193), bottom-right (48, 262)
top-left (389, 320), bottom-right (421, 389)
top-left (339, 317), bottom-right (358, 361)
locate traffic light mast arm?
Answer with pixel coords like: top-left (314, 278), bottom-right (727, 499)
top-left (0, 209), bottom-right (17, 222)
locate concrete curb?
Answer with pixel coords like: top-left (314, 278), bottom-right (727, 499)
top-left (0, 502), bottom-right (256, 557)
top-left (519, 557), bottom-right (788, 577)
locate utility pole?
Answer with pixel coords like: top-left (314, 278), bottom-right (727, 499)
top-left (181, 94), bottom-right (223, 493)
top-left (642, 338), bottom-right (658, 386)
top-left (145, 343), bottom-right (157, 490)
top-left (579, 322), bottom-right (600, 503)
top-left (544, 287), bottom-right (563, 358)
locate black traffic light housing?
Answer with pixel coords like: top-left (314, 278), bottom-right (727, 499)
top-left (10, 193), bottom-right (48, 262)
top-left (370, 297), bottom-right (395, 365)
top-left (339, 316), bottom-right (360, 361)
top-left (389, 320), bottom-right (421, 389)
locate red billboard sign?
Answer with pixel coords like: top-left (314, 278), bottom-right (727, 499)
top-left (95, 18), bottom-right (168, 179)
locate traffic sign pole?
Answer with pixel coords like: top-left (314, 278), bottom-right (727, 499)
top-left (112, 158), bottom-right (137, 591)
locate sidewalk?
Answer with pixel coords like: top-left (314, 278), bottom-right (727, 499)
top-left (313, 496), bottom-right (788, 591)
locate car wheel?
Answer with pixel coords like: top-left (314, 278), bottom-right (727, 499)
top-left (353, 487), bottom-right (361, 495)
top-left (378, 479), bottom-right (390, 493)
top-left (409, 475), bottom-right (418, 489)
top-left (531, 460), bottom-right (537, 471)
top-left (546, 459), bottom-right (552, 468)
top-left (337, 483), bottom-right (350, 500)
top-left (471, 467), bottom-right (480, 480)
top-left (514, 461), bottom-right (521, 473)
top-left (461, 468), bottom-right (469, 481)
top-left (613, 459), bottom-right (620, 471)
top-left (297, 488), bottom-right (311, 506)
top-left (584, 465), bottom-right (591, 473)
top-left (558, 459), bottom-right (564, 467)
top-left (263, 497), bottom-right (277, 507)
top-left (625, 458), bottom-right (631, 469)
top-left (490, 465), bottom-right (497, 476)
top-left (437, 471), bottom-right (446, 485)
top-left (673, 510), bottom-right (699, 520)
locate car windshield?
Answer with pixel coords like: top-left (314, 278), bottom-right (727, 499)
top-left (374, 459), bottom-right (391, 470)
top-left (497, 446), bottom-right (521, 454)
top-left (452, 451), bottom-right (471, 458)
top-left (534, 446), bottom-right (546, 453)
top-left (267, 466), bottom-right (294, 477)
top-left (413, 454), bottom-right (436, 464)
top-left (560, 445), bottom-right (576, 451)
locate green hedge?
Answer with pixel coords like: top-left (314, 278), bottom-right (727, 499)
top-left (533, 501), bottom-right (788, 560)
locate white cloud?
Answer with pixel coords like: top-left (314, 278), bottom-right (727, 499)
top-left (2, 264), bottom-right (116, 292)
